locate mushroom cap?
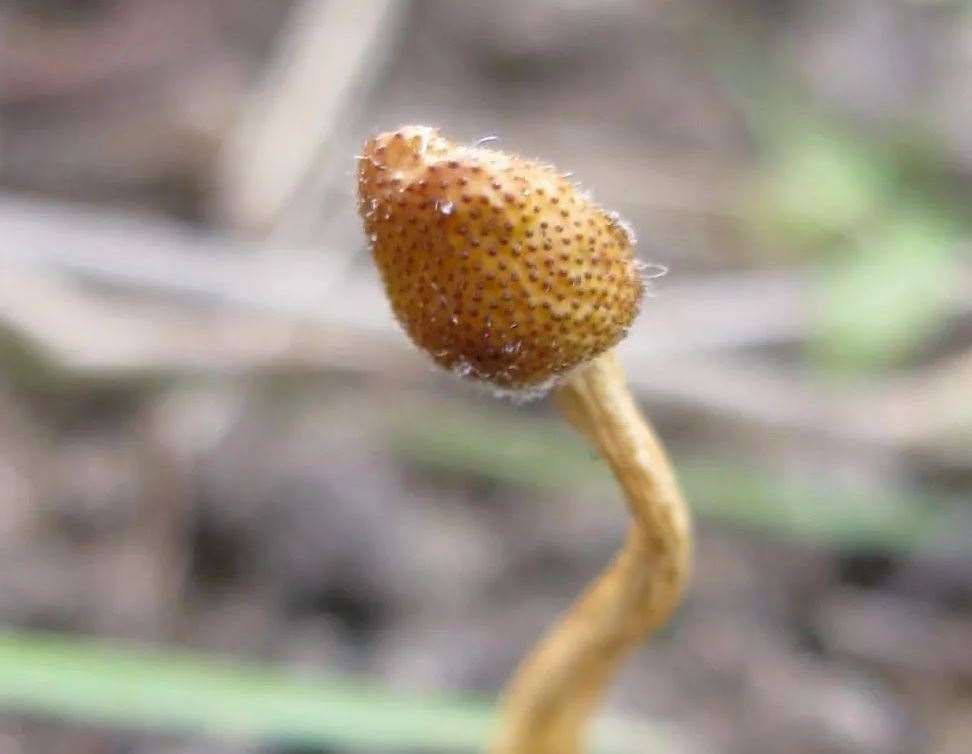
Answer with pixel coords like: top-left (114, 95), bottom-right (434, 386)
top-left (358, 125), bottom-right (643, 390)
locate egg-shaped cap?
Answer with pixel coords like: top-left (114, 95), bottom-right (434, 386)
top-left (358, 126), bottom-right (644, 391)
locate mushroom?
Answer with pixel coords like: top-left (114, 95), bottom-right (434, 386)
top-left (358, 125), bottom-right (692, 754)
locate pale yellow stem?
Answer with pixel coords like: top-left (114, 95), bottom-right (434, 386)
top-left (491, 350), bottom-right (693, 754)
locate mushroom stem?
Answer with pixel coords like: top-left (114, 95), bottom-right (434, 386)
top-left (491, 350), bottom-right (692, 754)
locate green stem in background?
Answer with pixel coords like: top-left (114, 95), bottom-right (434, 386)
top-left (0, 628), bottom-right (687, 753)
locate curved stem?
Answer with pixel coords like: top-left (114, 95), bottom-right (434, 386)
top-left (491, 350), bottom-right (693, 754)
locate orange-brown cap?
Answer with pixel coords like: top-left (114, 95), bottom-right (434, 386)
top-left (357, 126), bottom-right (644, 392)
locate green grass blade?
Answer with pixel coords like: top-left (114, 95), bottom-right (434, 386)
top-left (0, 630), bottom-right (687, 753)
top-left (0, 629), bottom-right (492, 751)
top-left (392, 407), bottom-right (959, 554)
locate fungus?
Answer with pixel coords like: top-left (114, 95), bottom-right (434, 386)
top-left (358, 126), bottom-right (692, 754)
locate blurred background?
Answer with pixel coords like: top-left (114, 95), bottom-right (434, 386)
top-left (1, 1), bottom-right (971, 753)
